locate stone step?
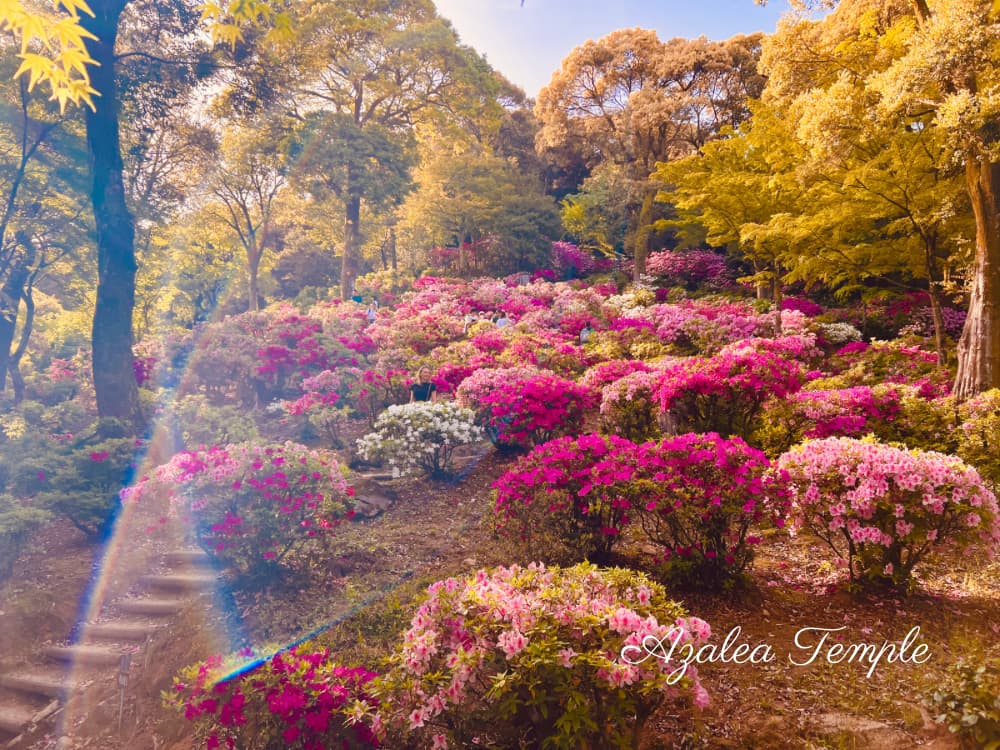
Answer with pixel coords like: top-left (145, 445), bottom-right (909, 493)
top-left (83, 620), bottom-right (161, 642)
top-left (162, 549), bottom-right (213, 568)
top-left (43, 644), bottom-right (122, 667)
top-left (140, 573), bottom-right (217, 593)
top-left (0, 670), bottom-right (75, 699)
top-left (0, 702), bottom-right (38, 735)
top-left (117, 598), bottom-right (186, 616)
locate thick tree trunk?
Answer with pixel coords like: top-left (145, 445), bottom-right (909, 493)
top-left (82, 0), bottom-right (143, 431)
top-left (954, 157), bottom-right (1000, 399)
top-left (340, 192), bottom-right (362, 300)
top-left (0, 231), bottom-right (35, 390)
top-left (632, 190), bottom-right (655, 284)
top-left (0, 258), bottom-right (27, 390)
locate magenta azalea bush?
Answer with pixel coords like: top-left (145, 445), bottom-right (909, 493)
top-left (645, 249), bottom-right (731, 290)
top-left (123, 442), bottom-right (356, 580)
top-left (777, 437), bottom-right (1000, 592)
top-left (170, 647), bottom-right (379, 750)
top-left (456, 367), bottom-right (596, 449)
top-left (492, 433), bottom-right (641, 561)
top-left (377, 563), bottom-right (711, 750)
top-left (633, 433), bottom-right (789, 586)
top-left (655, 346), bottom-right (805, 440)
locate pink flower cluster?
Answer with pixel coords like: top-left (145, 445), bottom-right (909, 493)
top-left (456, 367), bottom-right (596, 448)
top-left (172, 647), bottom-right (379, 749)
top-left (644, 249), bottom-right (731, 289)
top-left (551, 240), bottom-right (597, 277)
top-left (634, 433), bottom-right (789, 582)
top-left (789, 386), bottom-right (903, 439)
top-left (777, 437), bottom-right (1000, 589)
top-left (123, 442), bottom-right (355, 578)
top-left (655, 346), bottom-right (805, 439)
top-left (493, 433), bottom-right (787, 582)
top-left (381, 563), bottom-right (710, 749)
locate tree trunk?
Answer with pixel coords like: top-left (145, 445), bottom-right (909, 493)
top-left (954, 157), bottom-right (1000, 399)
top-left (9, 285), bottom-right (34, 404)
top-left (389, 226), bottom-right (397, 271)
top-left (0, 256), bottom-right (28, 390)
top-left (340, 191), bottom-right (362, 300)
top-left (632, 189), bottom-right (655, 283)
top-left (82, 0), bottom-right (143, 431)
top-left (247, 234), bottom-right (261, 312)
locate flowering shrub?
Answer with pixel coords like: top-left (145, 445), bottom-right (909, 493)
top-left (633, 433), bottom-right (788, 587)
top-left (957, 389), bottom-right (1000, 490)
top-left (754, 385), bottom-right (904, 457)
top-left (780, 296), bottom-right (824, 317)
top-left (378, 563), bottom-right (711, 750)
top-left (655, 347), bottom-right (805, 440)
top-left (599, 369), bottom-right (665, 443)
top-left (492, 434), bottom-right (641, 561)
top-left (579, 359), bottom-right (652, 392)
top-left (829, 341), bottom-right (952, 397)
top-left (282, 369), bottom-right (358, 447)
top-left (456, 367), bottom-right (596, 449)
top-left (645, 249), bottom-right (731, 290)
top-left (551, 240), bottom-right (596, 278)
top-left (356, 402), bottom-right (483, 479)
top-left (123, 442), bottom-right (356, 581)
top-left (815, 321), bottom-right (862, 346)
top-left (628, 299), bottom-right (776, 355)
top-left (170, 646), bottom-right (379, 749)
top-left (777, 437), bottom-right (1000, 591)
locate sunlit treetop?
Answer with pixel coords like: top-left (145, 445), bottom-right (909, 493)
top-left (0, 0), bottom-right (292, 111)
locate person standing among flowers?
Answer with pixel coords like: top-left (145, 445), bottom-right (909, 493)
top-left (409, 366), bottom-right (437, 402)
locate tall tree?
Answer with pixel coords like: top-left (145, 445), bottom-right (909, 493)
top-left (536, 29), bottom-right (765, 279)
top-left (760, 0), bottom-right (1000, 397)
top-left (208, 129), bottom-right (286, 311)
top-left (282, 0), bottom-right (507, 298)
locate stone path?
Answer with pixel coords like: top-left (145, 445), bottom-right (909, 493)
top-left (0, 548), bottom-right (217, 748)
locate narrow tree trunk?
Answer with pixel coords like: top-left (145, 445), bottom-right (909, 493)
top-left (247, 235), bottom-right (261, 312)
top-left (340, 191), bottom-right (362, 300)
top-left (9, 285), bottom-right (34, 404)
top-left (389, 226), bottom-right (397, 271)
top-left (954, 157), bottom-right (1000, 399)
top-left (82, 0), bottom-right (143, 431)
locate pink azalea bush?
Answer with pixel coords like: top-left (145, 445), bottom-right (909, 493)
top-left (655, 346), bottom-right (806, 440)
top-left (599, 369), bottom-right (666, 442)
top-left (377, 563), bottom-right (711, 750)
top-left (456, 367), bottom-right (596, 449)
top-left (492, 434), bottom-right (641, 561)
top-left (645, 249), bottom-right (731, 290)
top-left (633, 433), bottom-right (788, 586)
top-left (122, 442), bottom-right (356, 581)
top-left (579, 359), bottom-right (653, 392)
top-left (551, 240), bottom-right (596, 278)
top-left (628, 299), bottom-right (776, 355)
top-left (754, 385), bottom-right (905, 456)
top-left (776, 437), bottom-right (1000, 591)
top-left (170, 647), bottom-right (379, 750)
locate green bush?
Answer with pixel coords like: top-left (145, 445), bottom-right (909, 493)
top-left (0, 494), bottom-right (50, 582)
top-left (932, 658), bottom-right (1000, 749)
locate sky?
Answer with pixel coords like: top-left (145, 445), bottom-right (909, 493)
top-left (432, 0), bottom-right (797, 99)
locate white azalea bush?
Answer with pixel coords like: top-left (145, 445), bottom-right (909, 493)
top-left (356, 401), bottom-right (483, 478)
